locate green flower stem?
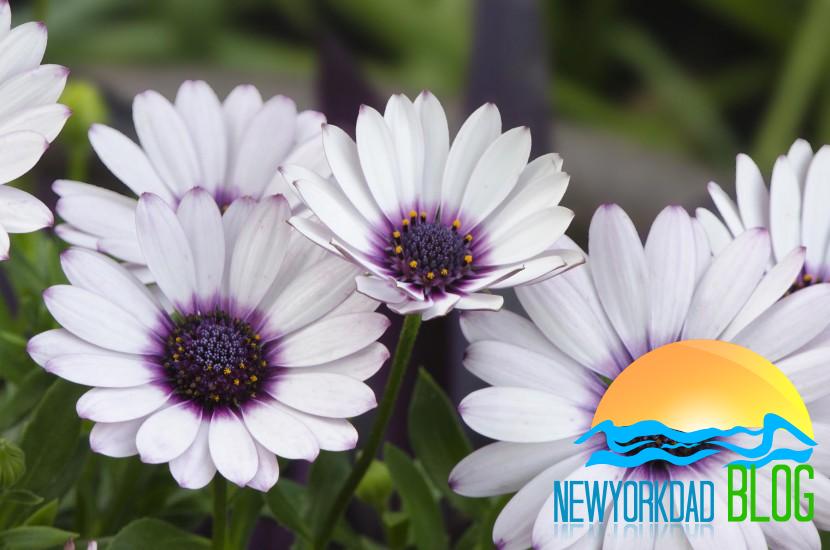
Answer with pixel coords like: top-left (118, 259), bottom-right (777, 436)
top-left (213, 476), bottom-right (227, 550)
top-left (313, 314), bottom-right (423, 549)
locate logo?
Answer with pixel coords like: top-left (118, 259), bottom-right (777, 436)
top-left (553, 340), bottom-right (816, 528)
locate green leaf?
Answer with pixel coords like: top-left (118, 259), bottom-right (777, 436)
top-left (0, 489), bottom-right (42, 506)
top-left (109, 518), bottom-right (210, 550)
top-left (18, 380), bottom-right (86, 498)
top-left (23, 499), bottom-right (58, 527)
top-left (408, 368), bottom-right (486, 516)
top-left (384, 443), bottom-right (448, 550)
top-left (307, 451), bottom-right (350, 537)
top-left (228, 489), bottom-right (263, 549)
top-left (0, 526), bottom-right (77, 549)
top-left (265, 479), bottom-right (311, 541)
top-left (0, 369), bottom-right (53, 433)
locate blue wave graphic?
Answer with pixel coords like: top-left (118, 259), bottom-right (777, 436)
top-left (575, 413), bottom-right (816, 467)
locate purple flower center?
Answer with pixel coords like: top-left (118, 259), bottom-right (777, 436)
top-left (788, 272), bottom-right (819, 295)
top-left (389, 211), bottom-right (473, 292)
top-left (161, 311), bottom-right (268, 412)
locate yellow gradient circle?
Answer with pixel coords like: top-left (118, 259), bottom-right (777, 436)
top-left (591, 340), bottom-right (814, 437)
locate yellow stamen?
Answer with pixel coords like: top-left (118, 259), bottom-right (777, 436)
top-left (426, 271), bottom-right (435, 280)
top-left (409, 210), bottom-right (417, 219)
top-left (402, 219), bottom-right (410, 228)
top-left (440, 268), bottom-right (449, 277)
top-left (452, 219), bottom-right (461, 230)
top-left (395, 245), bottom-right (403, 255)
top-left (249, 375), bottom-right (258, 383)
top-left (254, 334), bottom-right (261, 341)
top-left (223, 367), bottom-right (231, 375)
top-left (804, 274), bottom-right (814, 283)
top-left (233, 379), bottom-right (240, 386)
top-left (409, 260), bottom-right (418, 269)
top-left (420, 211), bottom-right (427, 221)
top-left (464, 254), bottom-right (473, 264)
top-left (392, 230), bottom-right (401, 239)
top-left (465, 233), bottom-right (473, 242)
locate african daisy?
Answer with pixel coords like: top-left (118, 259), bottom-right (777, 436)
top-left (285, 92), bottom-right (581, 320)
top-left (0, 0), bottom-right (70, 258)
top-left (452, 204), bottom-right (830, 549)
top-left (53, 80), bottom-right (326, 279)
top-left (29, 190), bottom-right (389, 491)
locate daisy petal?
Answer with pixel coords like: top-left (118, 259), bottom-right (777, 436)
top-left (133, 90), bottom-right (200, 195)
top-left (588, 204), bottom-right (649, 359)
top-left (441, 103), bottom-right (501, 219)
top-left (267, 372), bottom-right (376, 418)
top-left (241, 399), bottom-right (319, 461)
top-left (321, 124), bottom-right (385, 226)
top-left (645, 206), bottom-right (696, 348)
top-left (44, 285), bottom-right (159, 355)
top-left (460, 126), bottom-right (531, 227)
top-left (45, 354), bottom-right (158, 388)
top-left (733, 284), bottom-right (830, 362)
top-left (484, 206), bottom-right (574, 265)
top-left (209, 410), bottom-right (258, 486)
top-left (734, 153), bottom-right (769, 230)
top-left (136, 402), bottom-right (202, 464)
top-left (136, 193), bottom-right (197, 313)
top-left (356, 105), bottom-right (402, 219)
top-left (247, 442), bottom-right (279, 492)
top-left (721, 246), bottom-right (805, 340)
top-left (0, 22), bottom-right (46, 82)
top-left (458, 387), bottom-right (589, 443)
top-left (802, 146), bottom-right (830, 277)
top-left (413, 91), bottom-right (448, 211)
top-left (384, 94), bottom-right (423, 210)
top-left (449, 439), bottom-right (577, 497)
top-left (175, 80), bottom-right (226, 195)
top-left (707, 181), bottom-right (745, 236)
top-left (60, 247), bottom-right (165, 333)
top-left (89, 418), bottom-right (144, 458)
top-left (683, 228), bottom-right (770, 340)
top-left (176, 188), bottom-right (225, 306)
top-left (88, 124), bottom-right (172, 202)
top-left (769, 155), bottom-right (802, 262)
top-left (231, 95), bottom-right (296, 197)
top-left (695, 207), bottom-right (733, 255)
top-left (275, 312), bottom-right (389, 367)
top-left (0, 185), bottom-right (52, 232)
top-left (0, 130), bottom-right (46, 184)
top-left (77, 385), bottom-right (169, 423)
top-left (170, 421), bottom-right (216, 489)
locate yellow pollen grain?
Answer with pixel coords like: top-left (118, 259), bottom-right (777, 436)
top-left (239, 362), bottom-right (246, 369)
top-left (465, 234), bottom-right (473, 242)
top-left (409, 210), bottom-right (417, 218)
top-left (440, 268), bottom-right (449, 277)
top-left (233, 379), bottom-right (240, 386)
top-left (804, 274), bottom-right (814, 283)
top-left (175, 336), bottom-right (182, 343)
top-left (250, 375), bottom-right (258, 382)
top-left (464, 254), bottom-right (473, 264)
top-left (212, 395), bottom-right (220, 402)
top-left (409, 260), bottom-right (418, 269)
top-left (420, 211), bottom-right (427, 220)
top-left (393, 230), bottom-right (401, 239)
top-left (402, 219), bottom-right (410, 227)
top-left (254, 334), bottom-right (261, 341)
top-left (223, 367), bottom-right (231, 375)
top-left (452, 219), bottom-right (461, 230)
top-left (395, 245), bottom-right (403, 254)
top-left (426, 271), bottom-right (435, 280)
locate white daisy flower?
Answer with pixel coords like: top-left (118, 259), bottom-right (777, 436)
top-left (451, 204), bottom-right (830, 549)
top-left (284, 92), bottom-right (581, 320)
top-left (0, 0), bottom-right (70, 258)
top-left (29, 190), bottom-right (389, 491)
top-left (53, 80), bottom-right (327, 277)
top-left (697, 139), bottom-right (829, 291)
